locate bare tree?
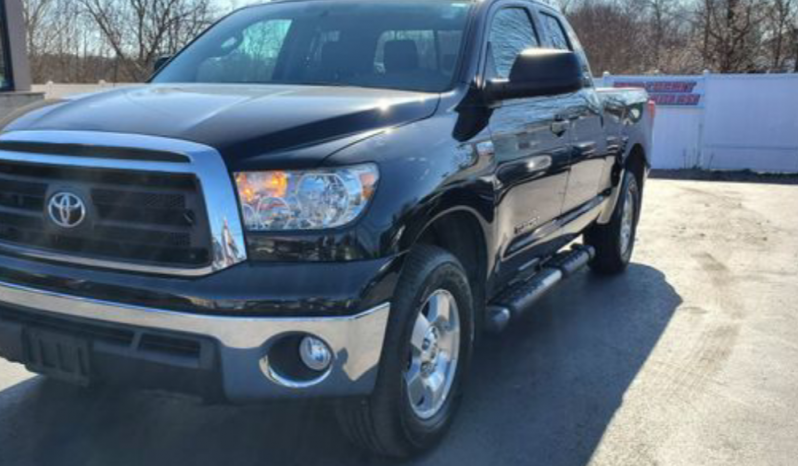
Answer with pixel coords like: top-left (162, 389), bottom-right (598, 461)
top-left (794, 25), bottom-right (798, 70)
top-left (698, 0), bottom-right (766, 72)
top-left (560, 0), bottom-right (579, 15)
top-left (23, 0), bottom-right (97, 83)
top-left (77, 0), bottom-right (216, 81)
top-left (764, 0), bottom-right (797, 70)
top-left (22, 0), bottom-right (58, 79)
top-left (22, 0), bottom-right (52, 54)
top-left (642, 0), bottom-right (691, 70)
top-left (20, 0), bottom-right (798, 84)
top-left (566, 0), bottom-right (652, 74)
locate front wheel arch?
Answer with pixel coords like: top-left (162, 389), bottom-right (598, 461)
top-left (335, 245), bottom-right (475, 457)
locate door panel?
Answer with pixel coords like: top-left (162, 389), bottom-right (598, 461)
top-left (484, 6), bottom-right (572, 279)
top-left (490, 97), bottom-right (571, 263)
top-left (562, 89), bottom-right (609, 211)
top-left (538, 11), bottom-right (610, 213)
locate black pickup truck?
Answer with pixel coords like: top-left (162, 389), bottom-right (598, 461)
top-left (0, 0), bottom-right (652, 457)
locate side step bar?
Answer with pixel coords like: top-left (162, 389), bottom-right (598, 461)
top-left (485, 245), bottom-right (595, 334)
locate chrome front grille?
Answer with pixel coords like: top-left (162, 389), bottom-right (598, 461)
top-left (0, 131), bottom-right (247, 276)
top-left (0, 161), bottom-right (210, 267)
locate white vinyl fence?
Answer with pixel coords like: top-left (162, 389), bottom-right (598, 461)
top-left (601, 73), bottom-right (798, 173)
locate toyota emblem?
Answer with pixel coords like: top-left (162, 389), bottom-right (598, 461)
top-left (48, 192), bottom-right (87, 229)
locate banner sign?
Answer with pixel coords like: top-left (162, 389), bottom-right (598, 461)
top-left (605, 76), bottom-right (705, 107)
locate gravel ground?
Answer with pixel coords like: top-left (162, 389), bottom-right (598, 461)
top-left (1, 178), bottom-right (797, 466)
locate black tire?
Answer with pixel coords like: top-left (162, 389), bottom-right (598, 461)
top-left (584, 170), bottom-right (641, 275)
top-left (335, 245), bottom-right (474, 458)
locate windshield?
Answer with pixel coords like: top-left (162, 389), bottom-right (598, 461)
top-left (153, 1), bottom-right (473, 93)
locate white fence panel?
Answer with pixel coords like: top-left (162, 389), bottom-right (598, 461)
top-left (651, 107), bottom-right (702, 169)
top-left (701, 75), bottom-right (798, 172)
top-left (600, 73), bottom-right (798, 173)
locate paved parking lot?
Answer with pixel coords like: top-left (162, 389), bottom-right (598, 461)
top-left (1, 178), bottom-right (797, 466)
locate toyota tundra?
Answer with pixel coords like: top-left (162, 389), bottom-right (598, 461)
top-left (0, 0), bottom-right (652, 457)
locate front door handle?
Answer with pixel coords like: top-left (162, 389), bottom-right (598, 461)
top-left (550, 119), bottom-right (569, 137)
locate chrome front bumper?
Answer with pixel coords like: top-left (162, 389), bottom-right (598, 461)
top-left (0, 280), bottom-right (390, 401)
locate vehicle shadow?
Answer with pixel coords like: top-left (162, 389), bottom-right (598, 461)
top-left (0, 264), bottom-right (680, 466)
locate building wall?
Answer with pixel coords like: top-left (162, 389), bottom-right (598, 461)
top-left (0, 0), bottom-right (44, 116)
top-left (0, 1), bottom-right (10, 90)
top-left (1, 0), bottom-right (33, 92)
top-left (0, 92), bottom-right (43, 116)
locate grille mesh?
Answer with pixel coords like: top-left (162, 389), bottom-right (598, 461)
top-left (0, 159), bottom-right (211, 268)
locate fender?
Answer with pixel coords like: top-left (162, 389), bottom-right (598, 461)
top-left (396, 183), bottom-right (494, 258)
top-left (596, 96), bottom-right (653, 225)
top-left (597, 138), bottom-right (650, 225)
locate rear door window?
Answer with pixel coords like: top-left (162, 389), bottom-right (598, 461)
top-left (540, 12), bottom-right (593, 85)
top-left (540, 13), bottom-right (571, 51)
top-left (487, 8), bottom-right (540, 79)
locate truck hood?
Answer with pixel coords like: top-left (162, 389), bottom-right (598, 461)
top-left (5, 84), bottom-right (440, 168)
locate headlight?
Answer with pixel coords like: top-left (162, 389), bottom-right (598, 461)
top-left (234, 164), bottom-right (379, 231)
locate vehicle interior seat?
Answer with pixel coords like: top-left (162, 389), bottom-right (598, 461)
top-left (384, 40), bottom-right (420, 74)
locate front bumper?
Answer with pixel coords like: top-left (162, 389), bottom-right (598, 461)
top-left (0, 279), bottom-right (390, 402)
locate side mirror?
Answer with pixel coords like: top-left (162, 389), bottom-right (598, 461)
top-left (487, 49), bottom-right (583, 101)
top-left (153, 56), bottom-right (172, 73)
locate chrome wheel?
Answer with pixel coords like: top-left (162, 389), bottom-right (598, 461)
top-left (405, 289), bottom-right (461, 420)
top-left (620, 186), bottom-right (635, 256)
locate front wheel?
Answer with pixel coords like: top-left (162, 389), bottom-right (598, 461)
top-left (584, 170), bottom-right (641, 274)
top-left (335, 245), bottom-right (474, 458)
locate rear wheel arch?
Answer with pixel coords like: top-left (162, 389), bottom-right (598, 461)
top-left (585, 170), bottom-right (641, 274)
top-left (626, 144), bottom-right (648, 190)
top-left (599, 143), bottom-right (647, 226)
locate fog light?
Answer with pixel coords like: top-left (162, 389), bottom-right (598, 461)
top-left (299, 336), bottom-right (332, 372)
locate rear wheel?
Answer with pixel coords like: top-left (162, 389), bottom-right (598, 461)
top-left (584, 170), bottom-right (641, 274)
top-left (335, 245), bottom-right (474, 458)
